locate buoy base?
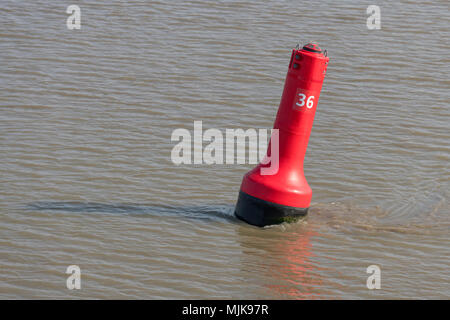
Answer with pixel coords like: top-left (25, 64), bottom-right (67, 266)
top-left (234, 191), bottom-right (308, 227)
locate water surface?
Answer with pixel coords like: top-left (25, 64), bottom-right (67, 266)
top-left (0, 0), bottom-right (449, 299)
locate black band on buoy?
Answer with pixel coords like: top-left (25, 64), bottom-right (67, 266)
top-left (235, 191), bottom-right (308, 227)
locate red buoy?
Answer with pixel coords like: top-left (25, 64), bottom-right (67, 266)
top-left (235, 43), bottom-right (329, 227)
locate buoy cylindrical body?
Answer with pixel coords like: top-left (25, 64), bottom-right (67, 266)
top-left (235, 43), bottom-right (329, 227)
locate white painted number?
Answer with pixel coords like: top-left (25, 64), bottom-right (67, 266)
top-left (296, 93), bottom-right (306, 107)
top-left (295, 93), bottom-right (315, 109)
top-left (306, 95), bottom-right (315, 109)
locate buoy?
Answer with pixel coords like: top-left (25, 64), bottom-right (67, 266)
top-left (235, 43), bottom-right (329, 227)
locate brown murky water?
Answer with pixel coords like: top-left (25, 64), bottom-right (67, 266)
top-left (1, 1), bottom-right (449, 299)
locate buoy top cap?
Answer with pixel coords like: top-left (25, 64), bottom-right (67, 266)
top-left (302, 43), bottom-right (322, 53)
